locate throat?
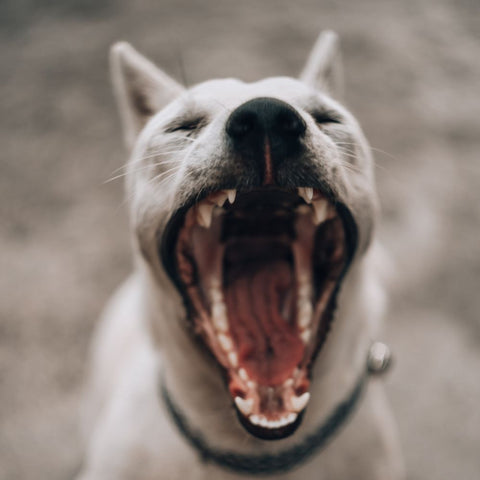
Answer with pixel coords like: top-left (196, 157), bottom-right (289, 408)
top-left (224, 258), bottom-right (304, 385)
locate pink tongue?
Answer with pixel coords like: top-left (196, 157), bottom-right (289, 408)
top-left (225, 261), bottom-right (304, 385)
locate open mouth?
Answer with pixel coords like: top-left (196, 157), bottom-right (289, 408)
top-left (161, 187), bottom-right (356, 440)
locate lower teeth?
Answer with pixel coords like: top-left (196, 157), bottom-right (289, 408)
top-left (249, 413), bottom-right (298, 429)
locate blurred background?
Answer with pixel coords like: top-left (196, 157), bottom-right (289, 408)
top-left (0, 1), bottom-right (479, 479)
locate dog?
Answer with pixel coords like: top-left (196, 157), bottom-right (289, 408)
top-left (76, 31), bottom-right (405, 479)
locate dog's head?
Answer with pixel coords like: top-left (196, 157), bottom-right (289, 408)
top-left (110, 32), bottom-right (378, 440)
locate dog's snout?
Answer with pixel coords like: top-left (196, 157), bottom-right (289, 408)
top-left (226, 97), bottom-right (306, 183)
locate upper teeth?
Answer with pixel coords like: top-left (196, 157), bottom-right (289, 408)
top-left (312, 198), bottom-right (328, 225)
top-left (297, 188), bottom-right (331, 227)
top-left (196, 189), bottom-right (237, 228)
top-left (196, 188), bottom-right (329, 230)
top-left (227, 189), bottom-right (236, 204)
top-left (214, 191), bottom-right (229, 207)
top-left (297, 276), bottom-right (312, 331)
top-left (197, 203), bottom-right (214, 228)
top-left (298, 187), bottom-right (314, 203)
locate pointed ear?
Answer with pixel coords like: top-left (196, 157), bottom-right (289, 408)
top-left (110, 42), bottom-right (185, 149)
top-left (300, 30), bottom-right (343, 98)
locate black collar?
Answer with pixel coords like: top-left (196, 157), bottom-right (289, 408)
top-left (160, 343), bottom-right (390, 476)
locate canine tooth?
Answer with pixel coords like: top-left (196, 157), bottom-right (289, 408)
top-left (197, 202), bottom-right (214, 228)
top-left (226, 189), bottom-right (236, 204)
top-left (228, 351), bottom-right (238, 367)
top-left (212, 303), bottom-right (228, 332)
top-left (291, 392), bottom-right (310, 412)
top-left (218, 333), bottom-right (233, 351)
top-left (215, 191), bottom-right (229, 207)
top-left (239, 368), bottom-right (249, 381)
top-left (234, 397), bottom-right (253, 416)
top-left (312, 199), bottom-right (328, 225)
top-left (298, 187), bottom-right (313, 204)
top-left (300, 329), bottom-right (311, 344)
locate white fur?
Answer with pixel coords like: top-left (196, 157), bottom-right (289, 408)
top-left (77, 32), bottom-right (404, 480)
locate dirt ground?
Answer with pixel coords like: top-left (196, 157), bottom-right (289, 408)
top-left (1, 1), bottom-right (479, 479)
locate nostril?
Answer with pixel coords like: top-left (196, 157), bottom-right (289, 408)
top-left (276, 111), bottom-right (306, 136)
top-left (226, 111), bottom-right (257, 140)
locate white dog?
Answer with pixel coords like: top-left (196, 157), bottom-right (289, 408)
top-left (77, 31), bottom-right (404, 479)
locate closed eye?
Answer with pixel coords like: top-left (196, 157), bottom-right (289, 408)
top-left (165, 116), bottom-right (208, 136)
top-left (311, 110), bottom-right (342, 126)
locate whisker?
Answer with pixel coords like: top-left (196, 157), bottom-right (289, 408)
top-left (104, 170), bottom-right (134, 184)
top-left (335, 142), bottom-right (399, 162)
top-left (108, 145), bottom-right (189, 177)
top-left (148, 166), bottom-right (181, 185)
top-left (138, 150), bottom-right (190, 162)
top-left (108, 162), bottom-right (131, 176)
top-left (337, 149), bottom-right (400, 181)
top-left (336, 149), bottom-right (389, 174)
top-left (114, 140), bottom-right (190, 210)
top-left (336, 161), bottom-right (363, 174)
top-left (105, 163), bottom-right (182, 184)
top-left (369, 147), bottom-right (399, 161)
top-left (119, 168), bottom-right (180, 209)
top-left (147, 160), bottom-right (181, 168)
top-left (335, 149), bottom-right (361, 163)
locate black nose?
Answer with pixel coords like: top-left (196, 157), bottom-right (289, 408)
top-left (226, 97), bottom-right (306, 183)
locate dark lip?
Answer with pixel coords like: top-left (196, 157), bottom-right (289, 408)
top-left (158, 186), bottom-right (358, 440)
